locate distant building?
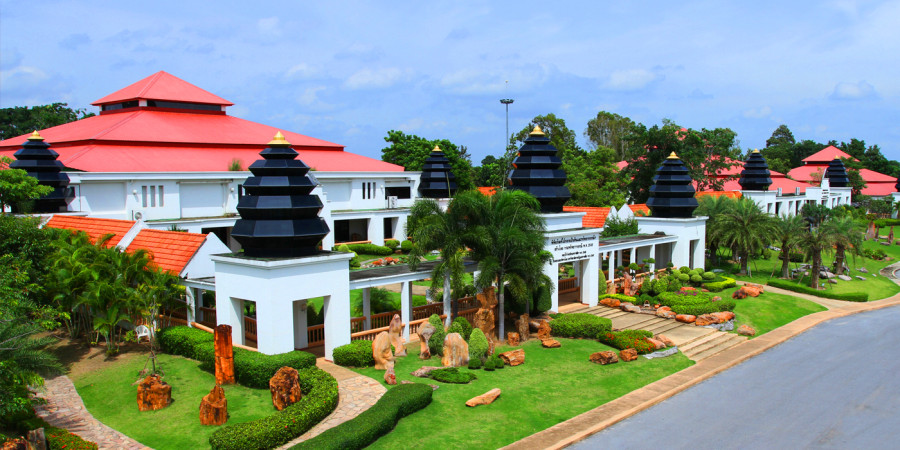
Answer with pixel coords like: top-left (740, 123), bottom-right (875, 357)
top-left (787, 146), bottom-right (898, 199)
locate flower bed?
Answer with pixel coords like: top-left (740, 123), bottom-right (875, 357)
top-left (598, 329), bottom-right (656, 354)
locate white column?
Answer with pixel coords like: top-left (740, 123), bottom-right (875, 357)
top-left (185, 288), bottom-right (197, 326)
top-left (631, 247), bottom-right (637, 267)
top-left (362, 287), bottom-right (372, 330)
top-left (650, 245), bottom-right (657, 276)
top-left (215, 292), bottom-right (244, 345)
top-left (544, 261), bottom-right (559, 312)
top-left (323, 293), bottom-right (351, 361)
top-left (400, 281), bottom-right (412, 341)
top-left (256, 299), bottom-right (293, 354)
top-left (293, 300), bottom-right (308, 349)
top-left (442, 271), bottom-right (452, 327)
top-left (600, 252), bottom-right (608, 288)
top-left (582, 256), bottom-right (599, 307)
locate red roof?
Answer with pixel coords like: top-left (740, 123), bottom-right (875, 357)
top-left (628, 204), bottom-right (650, 216)
top-left (788, 165), bottom-right (897, 196)
top-left (562, 206), bottom-right (611, 228)
top-left (696, 191), bottom-right (742, 199)
top-left (802, 146), bottom-right (857, 164)
top-left (45, 215), bottom-right (135, 247)
top-left (126, 229), bottom-right (207, 274)
top-left (615, 161), bottom-right (628, 170)
top-left (93, 71), bottom-right (233, 106)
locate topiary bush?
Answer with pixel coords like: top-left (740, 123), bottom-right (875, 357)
top-left (209, 368), bottom-right (338, 449)
top-left (548, 313), bottom-right (612, 339)
top-left (336, 244), bottom-right (351, 253)
top-left (293, 383), bottom-right (433, 450)
top-left (400, 240), bottom-right (413, 253)
top-left (430, 367), bottom-right (477, 384)
top-left (427, 314), bottom-right (446, 356)
top-left (468, 328), bottom-right (489, 361)
top-left (448, 316), bottom-right (473, 341)
top-left (702, 271), bottom-right (716, 280)
top-left (600, 293), bottom-right (636, 303)
top-left (767, 279), bottom-right (869, 302)
top-left (598, 329), bottom-right (655, 354)
top-left (657, 291), bottom-right (736, 315)
top-left (703, 276), bottom-right (736, 292)
top-left (468, 357), bottom-right (483, 370)
top-left (533, 282), bottom-right (552, 314)
top-left (333, 340), bottom-right (375, 367)
top-left (384, 239), bottom-right (400, 250)
top-left (487, 354), bottom-right (505, 370)
top-left (347, 243), bottom-right (394, 256)
top-left (483, 357), bottom-right (496, 371)
top-left (679, 266), bottom-right (691, 274)
top-left (690, 274), bottom-right (703, 283)
top-left (676, 273), bottom-right (690, 283)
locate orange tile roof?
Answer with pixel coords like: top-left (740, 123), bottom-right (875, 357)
top-left (695, 191), bottom-right (743, 199)
top-left (628, 204), bottom-right (650, 216)
top-left (562, 206), bottom-right (611, 228)
top-left (45, 215), bottom-right (136, 247)
top-left (477, 186), bottom-right (499, 196)
top-left (126, 229), bottom-right (207, 274)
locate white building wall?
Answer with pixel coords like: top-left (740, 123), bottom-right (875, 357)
top-left (636, 216), bottom-right (707, 269)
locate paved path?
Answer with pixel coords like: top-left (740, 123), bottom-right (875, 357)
top-left (34, 376), bottom-right (150, 450)
top-left (571, 305), bottom-right (900, 449)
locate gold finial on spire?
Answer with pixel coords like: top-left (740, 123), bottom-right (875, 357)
top-left (432, 145), bottom-right (441, 153)
top-left (667, 151), bottom-right (679, 159)
top-left (267, 131), bottom-right (291, 146)
top-left (529, 125), bottom-right (545, 136)
top-left (752, 148), bottom-right (760, 153)
top-left (28, 130), bottom-right (44, 141)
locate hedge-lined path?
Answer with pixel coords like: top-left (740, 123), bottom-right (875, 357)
top-left (34, 375), bottom-right (150, 450)
top-left (277, 359), bottom-right (386, 448)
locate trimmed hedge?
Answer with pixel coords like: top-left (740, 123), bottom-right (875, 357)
top-left (157, 326), bottom-right (316, 388)
top-left (657, 291), bottom-right (736, 315)
top-left (210, 367), bottom-right (338, 449)
top-left (448, 316), bottom-right (473, 341)
top-left (14, 415), bottom-right (98, 450)
top-left (400, 240), bottom-right (413, 253)
top-left (874, 218), bottom-right (900, 228)
top-left (431, 367), bottom-right (477, 384)
top-left (599, 329), bottom-right (655, 354)
top-left (599, 293), bottom-right (636, 302)
top-left (548, 313), bottom-right (612, 339)
top-left (292, 383), bottom-right (433, 450)
top-left (333, 340), bottom-right (375, 367)
top-left (384, 239), bottom-right (400, 250)
top-left (767, 279), bottom-right (869, 302)
top-left (347, 243), bottom-right (394, 256)
top-left (427, 314), bottom-right (446, 356)
top-left (703, 276), bottom-right (737, 292)
top-left (468, 328), bottom-right (489, 361)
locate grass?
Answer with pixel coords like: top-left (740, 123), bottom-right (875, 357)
top-left (72, 353), bottom-right (274, 449)
top-left (720, 286), bottom-right (827, 337)
top-left (353, 338), bottom-right (693, 449)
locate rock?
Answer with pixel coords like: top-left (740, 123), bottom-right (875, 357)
top-left (600, 297), bottom-right (621, 308)
top-left (732, 288), bottom-right (748, 299)
top-left (1, 438), bottom-right (27, 450)
top-left (137, 374), bottom-right (172, 411)
top-left (838, 274), bottom-right (852, 281)
top-left (881, 242), bottom-right (891, 246)
top-left (711, 311), bottom-right (736, 322)
top-left (269, 366), bottom-right (303, 411)
top-left (384, 362), bottom-right (397, 385)
top-left (647, 338), bottom-right (666, 350)
top-left (199, 384), bottom-right (228, 425)
top-left (474, 287), bottom-right (497, 338)
top-left (487, 335), bottom-right (496, 356)
top-left (623, 272), bottom-right (636, 296)
top-left (411, 366), bottom-right (443, 378)
top-left (506, 332), bottom-right (520, 346)
top-left (417, 323), bottom-right (435, 359)
top-left (26, 428), bottom-right (46, 450)
top-left (620, 302), bottom-right (642, 313)
top-left (516, 313), bottom-right (530, 341)
top-left (214, 324), bottom-right (235, 385)
top-left (656, 309), bottom-right (676, 319)
top-left (858, 267), bottom-right (869, 273)
top-left (711, 296), bottom-right (722, 302)
top-left (590, 351), bottom-right (618, 365)
top-left (441, 333), bottom-right (470, 367)
top-left (536, 320), bottom-right (552, 341)
top-left (657, 306), bottom-right (671, 312)
top-left (620, 348), bottom-right (638, 362)
top-left (742, 286), bottom-right (762, 297)
top-left (675, 314), bottom-right (696, 324)
top-left (694, 314), bottom-right (717, 327)
top-left (828, 279), bottom-right (838, 284)
top-left (655, 334), bottom-right (675, 347)
top-left (737, 324), bottom-right (757, 336)
top-left (388, 314), bottom-right (406, 357)
top-left (606, 279), bottom-right (617, 295)
top-left (372, 331), bottom-right (394, 370)
top-left (499, 348), bottom-right (525, 366)
top-left (820, 271), bottom-right (835, 279)
top-left (643, 347), bottom-right (680, 359)
top-left (541, 339), bottom-right (561, 348)
top-left (466, 388), bottom-right (502, 407)
top-left (856, 276), bottom-right (867, 281)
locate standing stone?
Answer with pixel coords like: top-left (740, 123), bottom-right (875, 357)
top-left (372, 331), bottom-right (394, 370)
top-left (623, 272), bottom-right (635, 297)
top-left (515, 313), bottom-right (530, 341)
top-left (536, 320), bottom-right (552, 341)
top-left (417, 322), bottom-right (436, 359)
top-left (506, 332), bottom-right (521, 346)
top-left (26, 428), bottom-right (46, 450)
top-left (499, 349), bottom-right (525, 366)
top-left (889, 226), bottom-right (895, 244)
top-left (441, 332), bottom-right (470, 367)
top-left (214, 324), bottom-right (235, 385)
top-left (465, 388), bottom-right (502, 407)
top-left (620, 348), bottom-right (638, 362)
top-left (607, 279), bottom-right (617, 295)
top-left (199, 384), bottom-right (228, 425)
top-left (388, 314), bottom-right (406, 357)
top-left (590, 351), bottom-right (618, 365)
top-left (137, 374), bottom-right (172, 411)
top-left (384, 361), bottom-right (397, 385)
top-left (541, 339), bottom-right (561, 348)
top-left (474, 287), bottom-right (497, 338)
top-left (269, 367), bottom-right (303, 411)
top-left (737, 325), bottom-right (757, 336)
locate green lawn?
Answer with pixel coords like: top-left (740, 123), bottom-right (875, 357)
top-left (73, 354), bottom-right (274, 449)
top-left (720, 286), bottom-right (827, 337)
top-left (354, 338), bottom-right (694, 449)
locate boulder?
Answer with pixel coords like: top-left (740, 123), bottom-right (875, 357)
top-left (465, 388), bottom-right (501, 407)
top-left (737, 325), bottom-right (757, 336)
top-left (499, 348), bottom-right (525, 366)
top-left (657, 306), bottom-right (671, 312)
top-left (837, 274), bottom-right (852, 281)
top-left (655, 334), bottom-right (675, 347)
top-left (536, 320), bottom-right (552, 341)
top-left (269, 366), bottom-right (303, 411)
top-left (388, 314), bottom-right (406, 357)
top-left (711, 311), bottom-right (736, 322)
top-left (372, 331), bottom-right (394, 370)
top-left (743, 286), bottom-right (762, 297)
top-left (411, 366), bottom-right (443, 378)
top-left (384, 362), bottom-right (397, 385)
top-left (506, 332), bottom-right (521, 346)
top-left (441, 333), bottom-right (470, 367)
top-left (647, 338), bottom-right (666, 350)
top-left (137, 374), bottom-right (172, 411)
top-left (26, 428), bottom-right (46, 450)
top-left (858, 267), bottom-right (869, 273)
top-left (600, 297), bottom-right (621, 308)
top-left (516, 313), bottom-right (530, 341)
top-left (589, 351), bottom-right (618, 365)
top-left (828, 279), bottom-right (838, 284)
top-left (732, 288), bottom-right (748, 299)
top-left (541, 339), bottom-right (561, 348)
top-left (417, 322), bottom-right (436, 359)
top-left (856, 276), bottom-right (867, 281)
top-left (620, 348), bottom-right (638, 362)
top-left (694, 314), bottom-right (717, 327)
top-left (675, 314), bottom-right (696, 324)
top-left (199, 384), bottom-right (228, 425)
top-left (711, 296), bottom-right (722, 302)
top-left (474, 287), bottom-right (497, 338)
top-left (656, 310), bottom-right (676, 319)
top-left (214, 324), bottom-right (235, 385)
top-left (606, 279), bottom-right (617, 295)
top-left (620, 302), bottom-right (642, 313)
top-left (820, 271), bottom-right (835, 279)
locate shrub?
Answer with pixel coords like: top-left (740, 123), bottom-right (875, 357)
top-left (158, 326), bottom-right (315, 388)
top-left (210, 368), bottom-right (338, 450)
top-left (767, 279), bottom-right (869, 302)
top-left (400, 240), bottom-right (413, 253)
top-left (448, 316), bottom-right (473, 341)
top-left (862, 248), bottom-right (887, 260)
top-left (676, 273), bottom-right (690, 283)
top-left (679, 266), bottom-right (691, 274)
top-left (599, 329), bottom-right (656, 354)
top-left (688, 269), bottom-right (699, 277)
top-left (690, 274), bottom-right (703, 283)
top-left (599, 293), bottom-right (635, 303)
top-left (488, 354), bottom-right (505, 369)
top-left (347, 243), bottom-right (394, 256)
top-left (13, 415), bottom-right (98, 450)
top-left (431, 367), bottom-right (477, 384)
top-left (468, 357), bottom-right (483, 370)
top-left (427, 314), bottom-right (446, 356)
top-left (533, 283), bottom-right (552, 313)
top-left (468, 328), bottom-right (489, 361)
top-left (874, 218), bottom-right (900, 228)
top-left (483, 357), bottom-right (496, 371)
top-left (384, 239), bottom-right (400, 250)
top-left (548, 313), bottom-right (612, 339)
top-left (333, 340), bottom-right (375, 367)
top-left (703, 276), bottom-right (736, 292)
top-left (657, 291), bottom-right (736, 315)
top-left (702, 271), bottom-right (716, 280)
top-left (293, 383), bottom-right (432, 450)
top-left (350, 252), bottom-right (361, 269)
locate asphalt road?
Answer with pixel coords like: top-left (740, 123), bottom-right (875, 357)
top-left (571, 305), bottom-right (900, 449)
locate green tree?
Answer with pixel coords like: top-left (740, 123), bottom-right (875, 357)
top-left (380, 130), bottom-right (475, 191)
top-left (717, 198), bottom-right (776, 275)
top-left (474, 154), bottom-right (507, 187)
top-left (772, 214), bottom-right (805, 278)
top-left (0, 156), bottom-right (53, 213)
top-left (695, 194), bottom-right (738, 266)
top-left (761, 124), bottom-right (797, 174)
top-left (0, 103), bottom-right (95, 140)
top-left (600, 215), bottom-right (638, 238)
top-left (799, 224), bottom-right (836, 290)
top-left (822, 215), bottom-right (862, 276)
top-left (584, 111), bottom-right (636, 160)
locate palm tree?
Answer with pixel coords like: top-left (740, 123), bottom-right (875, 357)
top-left (799, 224), bottom-right (837, 289)
top-left (717, 198), bottom-right (776, 275)
top-left (695, 194), bottom-right (736, 266)
top-left (772, 214), bottom-right (805, 278)
top-left (822, 215), bottom-right (862, 276)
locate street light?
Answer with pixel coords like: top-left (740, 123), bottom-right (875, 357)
top-left (500, 98), bottom-right (514, 151)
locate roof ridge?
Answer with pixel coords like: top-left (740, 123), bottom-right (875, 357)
top-left (137, 71), bottom-right (165, 99)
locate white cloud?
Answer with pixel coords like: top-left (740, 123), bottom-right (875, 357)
top-left (398, 117), bottom-right (424, 132)
top-left (605, 69), bottom-right (659, 91)
top-left (830, 80), bottom-right (877, 100)
top-left (743, 106), bottom-right (772, 119)
top-left (343, 67), bottom-right (411, 90)
top-left (298, 86), bottom-right (325, 105)
top-left (285, 63), bottom-right (318, 79)
top-left (257, 17), bottom-right (281, 37)
top-left (439, 63), bottom-right (553, 95)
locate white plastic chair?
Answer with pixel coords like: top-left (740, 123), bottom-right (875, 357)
top-left (134, 325), bottom-right (151, 342)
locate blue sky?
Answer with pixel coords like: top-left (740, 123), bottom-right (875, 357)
top-left (2, 0), bottom-right (898, 165)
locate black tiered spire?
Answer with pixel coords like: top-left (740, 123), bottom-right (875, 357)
top-left (738, 150), bottom-right (772, 191)
top-left (418, 145), bottom-right (457, 198)
top-left (824, 158), bottom-right (850, 188)
top-left (647, 152), bottom-right (698, 218)
top-left (507, 126), bottom-right (571, 213)
top-left (231, 132), bottom-right (329, 258)
top-left (9, 131), bottom-right (74, 212)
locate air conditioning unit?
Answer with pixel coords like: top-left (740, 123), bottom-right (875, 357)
top-left (387, 196), bottom-right (398, 209)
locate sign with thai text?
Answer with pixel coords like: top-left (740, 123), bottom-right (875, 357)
top-left (547, 233), bottom-right (599, 263)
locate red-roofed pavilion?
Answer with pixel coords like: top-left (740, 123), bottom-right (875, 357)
top-left (788, 146), bottom-right (896, 197)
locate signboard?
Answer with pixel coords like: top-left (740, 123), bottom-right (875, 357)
top-left (547, 233), bottom-right (599, 263)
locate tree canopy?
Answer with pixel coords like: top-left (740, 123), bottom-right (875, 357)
top-left (380, 130), bottom-right (475, 191)
top-left (584, 111), bottom-right (635, 160)
top-left (0, 156), bottom-right (53, 213)
top-left (0, 103), bottom-right (95, 141)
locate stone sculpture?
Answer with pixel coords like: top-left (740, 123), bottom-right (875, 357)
top-left (214, 324), bottom-right (235, 385)
top-left (137, 374), bottom-right (172, 411)
top-left (590, 351), bottom-right (618, 365)
top-left (515, 313), bottom-right (530, 341)
top-left (473, 287), bottom-right (497, 338)
top-left (269, 367), bottom-right (303, 411)
top-left (384, 361), bottom-right (397, 385)
top-left (388, 314), bottom-right (406, 357)
top-left (536, 320), bottom-right (551, 341)
top-left (499, 349), bottom-right (525, 366)
top-left (466, 388), bottom-right (501, 407)
top-left (372, 331), bottom-right (394, 370)
top-left (506, 332), bottom-right (520, 346)
top-left (199, 384), bottom-right (228, 425)
top-left (441, 332), bottom-right (469, 367)
top-left (417, 323), bottom-right (435, 359)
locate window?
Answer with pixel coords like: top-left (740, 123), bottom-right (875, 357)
top-left (362, 182), bottom-right (377, 199)
top-left (146, 100), bottom-right (221, 111)
top-left (150, 186), bottom-right (156, 207)
top-left (140, 185), bottom-right (166, 208)
top-left (141, 186), bottom-right (148, 207)
top-left (385, 186), bottom-right (411, 199)
top-left (158, 185), bottom-right (164, 206)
